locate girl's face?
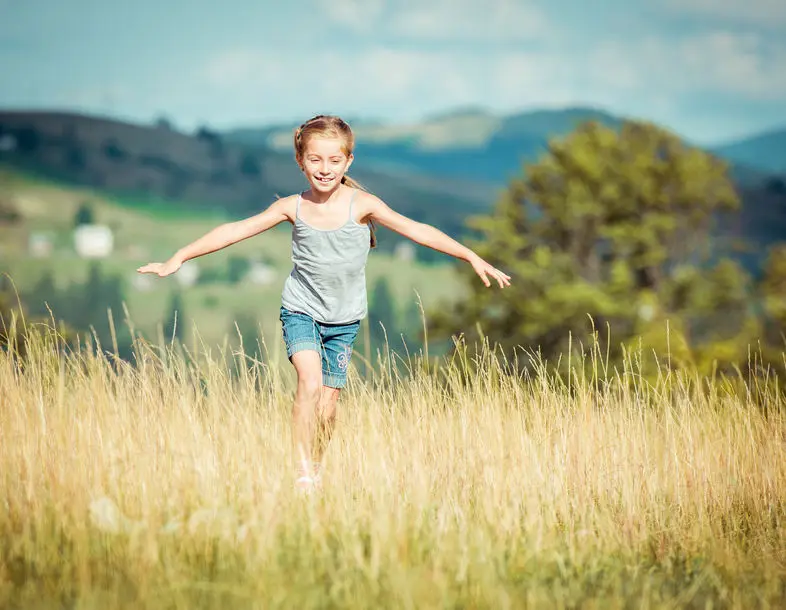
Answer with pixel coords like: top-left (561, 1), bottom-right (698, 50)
top-left (301, 136), bottom-right (353, 193)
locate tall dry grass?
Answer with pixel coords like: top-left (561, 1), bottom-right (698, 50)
top-left (0, 312), bottom-right (784, 609)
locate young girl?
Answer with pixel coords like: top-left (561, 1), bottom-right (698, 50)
top-left (137, 114), bottom-right (511, 493)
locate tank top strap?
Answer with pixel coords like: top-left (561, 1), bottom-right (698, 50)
top-left (295, 192), bottom-right (302, 219)
top-left (348, 188), bottom-right (357, 222)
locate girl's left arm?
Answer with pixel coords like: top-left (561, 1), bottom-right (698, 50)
top-left (366, 195), bottom-right (511, 289)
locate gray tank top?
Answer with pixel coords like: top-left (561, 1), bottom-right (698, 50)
top-left (281, 189), bottom-right (371, 324)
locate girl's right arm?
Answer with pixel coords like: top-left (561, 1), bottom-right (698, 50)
top-left (137, 196), bottom-right (294, 277)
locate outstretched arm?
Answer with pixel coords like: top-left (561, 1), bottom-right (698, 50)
top-left (366, 195), bottom-right (511, 289)
top-left (137, 196), bottom-right (292, 277)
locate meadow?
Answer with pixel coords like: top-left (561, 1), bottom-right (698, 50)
top-left (1, 313), bottom-right (784, 609)
top-left (0, 168), bottom-right (464, 350)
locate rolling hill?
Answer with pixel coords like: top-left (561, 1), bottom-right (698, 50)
top-left (225, 106), bottom-right (624, 184)
top-left (225, 106), bottom-right (785, 274)
top-left (710, 128), bottom-right (786, 175)
top-left (226, 106), bottom-right (786, 187)
top-left (0, 110), bottom-right (495, 262)
top-left (1, 107), bottom-right (783, 275)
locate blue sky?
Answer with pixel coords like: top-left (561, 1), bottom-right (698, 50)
top-left (1, 0), bottom-right (784, 144)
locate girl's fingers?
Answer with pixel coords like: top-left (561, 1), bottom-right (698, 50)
top-left (490, 267), bottom-right (510, 288)
top-left (137, 263), bottom-right (162, 274)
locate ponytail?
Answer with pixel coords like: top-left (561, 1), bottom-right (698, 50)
top-left (341, 174), bottom-right (377, 249)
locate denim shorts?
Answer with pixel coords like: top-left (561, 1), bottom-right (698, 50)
top-left (279, 307), bottom-right (361, 388)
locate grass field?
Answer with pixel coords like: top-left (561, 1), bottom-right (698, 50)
top-left (0, 168), bottom-right (465, 349)
top-left (1, 316), bottom-right (784, 608)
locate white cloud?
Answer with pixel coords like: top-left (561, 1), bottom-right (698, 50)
top-left (321, 0), bottom-right (550, 42)
top-left (326, 0), bottom-right (386, 33)
top-left (391, 0), bottom-right (549, 41)
top-left (588, 32), bottom-right (786, 101)
top-left (204, 50), bottom-right (286, 88)
top-left (196, 27), bottom-right (786, 133)
top-left (665, 0), bottom-right (786, 26)
top-left (198, 45), bottom-right (595, 122)
top-left (58, 84), bottom-right (132, 110)
top-left (190, 21), bottom-right (785, 140)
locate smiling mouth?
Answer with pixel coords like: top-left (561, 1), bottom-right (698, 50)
top-left (316, 176), bottom-right (334, 183)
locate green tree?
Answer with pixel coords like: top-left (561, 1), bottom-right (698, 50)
top-left (431, 120), bottom-right (752, 373)
top-left (1, 274), bottom-right (75, 356)
top-left (164, 289), bottom-right (186, 343)
top-left (227, 256), bottom-right (250, 284)
top-left (103, 138), bottom-right (128, 162)
top-left (74, 202), bottom-right (95, 227)
top-left (57, 262), bottom-right (128, 352)
top-left (239, 152), bottom-right (262, 178)
top-left (0, 275), bottom-right (25, 354)
top-left (25, 270), bottom-right (59, 319)
top-left (401, 296), bottom-right (423, 339)
top-left (229, 311), bottom-right (263, 358)
top-left (0, 195), bottom-right (20, 224)
top-left (761, 244), bottom-right (786, 346)
top-left (369, 276), bottom-right (396, 349)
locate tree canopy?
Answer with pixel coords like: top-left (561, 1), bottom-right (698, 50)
top-left (430, 120), bottom-right (769, 375)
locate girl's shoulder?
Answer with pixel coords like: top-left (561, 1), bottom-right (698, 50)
top-left (352, 189), bottom-right (385, 219)
top-left (271, 192), bottom-right (301, 223)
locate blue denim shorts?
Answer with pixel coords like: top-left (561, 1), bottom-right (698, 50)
top-left (279, 307), bottom-right (361, 388)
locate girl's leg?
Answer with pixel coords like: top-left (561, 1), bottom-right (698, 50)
top-left (312, 320), bottom-right (360, 481)
top-left (290, 350), bottom-right (323, 482)
top-left (314, 386), bottom-right (340, 467)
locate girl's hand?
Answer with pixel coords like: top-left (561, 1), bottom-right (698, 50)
top-left (136, 257), bottom-right (182, 277)
top-left (469, 255), bottom-right (511, 288)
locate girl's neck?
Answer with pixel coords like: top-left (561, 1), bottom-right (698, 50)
top-left (307, 184), bottom-right (347, 205)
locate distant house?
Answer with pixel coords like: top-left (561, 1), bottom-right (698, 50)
top-left (132, 274), bottom-right (154, 292)
top-left (74, 224), bottom-right (114, 258)
top-left (246, 261), bottom-right (277, 286)
top-left (29, 232), bottom-right (54, 258)
top-left (0, 134), bottom-right (16, 152)
top-left (394, 241), bottom-right (416, 263)
top-left (176, 261), bottom-right (200, 287)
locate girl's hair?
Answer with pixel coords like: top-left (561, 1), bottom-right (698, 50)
top-left (294, 114), bottom-right (377, 248)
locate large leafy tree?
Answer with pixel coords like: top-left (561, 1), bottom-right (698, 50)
top-left (431, 120), bottom-right (757, 373)
top-left (761, 245), bottom-right (786, 349)
top-left (369, 276), bottom-right (397, 349)
top-left (0, 278), bottom-right (25, 354)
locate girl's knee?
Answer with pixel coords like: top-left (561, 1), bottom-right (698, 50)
top-left (296, 375), bottom-right (322, 403)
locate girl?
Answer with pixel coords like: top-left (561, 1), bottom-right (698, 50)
top-left (137, 114), bottom-right (511, 493)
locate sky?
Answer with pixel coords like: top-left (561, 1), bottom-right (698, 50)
top-left (1, 0), bottom-right (785, 145)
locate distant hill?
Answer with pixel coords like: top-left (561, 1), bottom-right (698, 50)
top-left (226, 107), bottom-right (786, 186)
top-left (710, 128), bottom-right (786, 175)
top-left (225, 106), bottom-right (624, 184)
top-left (1, 107), bottom-right (782, 273)
top-left (226, 106), bottom-right (785, 274)
top-left (0, 110), bottom-right (496, 261)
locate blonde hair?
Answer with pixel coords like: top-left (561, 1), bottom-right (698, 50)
top-left (294, 114), bottom-right (377, 248)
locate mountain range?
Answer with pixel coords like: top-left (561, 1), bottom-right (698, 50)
top-left (225, 106), bottom-right (786, 184)
top-left (0, 110), bottom-right (494, 261)
top-left (0, 106), bottom-right (783, 268)
top-left (711, 128), bottom-right (786, 176)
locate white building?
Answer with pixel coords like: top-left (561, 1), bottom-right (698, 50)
top-left (0, 134), bottom-right (16, 152)
top-left (246, 261), bottom-right (276, 286)
top-left (176, 260), bottom-right (200, 287)
top-left (394, 241), bottom-right (416, 263)
top-left (74, 224), bottom-right (114, 259)
top-left (29, 232), bottom-right (54, 258)
top-left (132, 274), bottom-right (154, 292)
